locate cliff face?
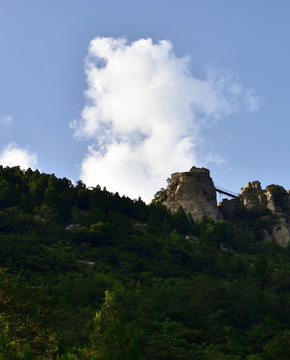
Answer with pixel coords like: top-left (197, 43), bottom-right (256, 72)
top-left (159, 166), bottom-right (220, 222)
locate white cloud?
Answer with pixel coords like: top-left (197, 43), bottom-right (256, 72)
top-left (0, 143), bottom-right (38, 170)
top-left (0, 115), bottom-right (13, 126)
top-left (73, 37), bottom-right (262, 202)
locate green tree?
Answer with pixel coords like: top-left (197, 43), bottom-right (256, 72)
top-left (85, 290), bottom-right (140, 360)
top-left (163, 211), bottom-right (174, 234)
top-left (0, 269), bottom-right (58, 359)
top-left (263, 330), bottom-right (290, 360)
top-left (147, 211), bottom-right (162, 233)
top-left (172, 207), bottom-right (190, 235)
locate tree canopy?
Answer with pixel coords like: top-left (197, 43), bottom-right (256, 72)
top-left (0, 166), bottom-right (289, 359)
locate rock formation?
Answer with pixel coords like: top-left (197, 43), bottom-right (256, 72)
top-left (264, 185), bottom-right (290, 247)
top-left (239, 181), bottom-right (267, 211)
top-left (219, 180), bottom-right (290, 247)
top-left (159, 166), bottom-right (290, 247)
top-left (158, 166), bottom-right (221, 222)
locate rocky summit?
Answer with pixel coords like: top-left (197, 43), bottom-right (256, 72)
top-left (158, 166), bottom-right (221, 222)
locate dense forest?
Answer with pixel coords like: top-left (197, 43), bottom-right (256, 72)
top-left (0, 165), bottom-right (290, 359)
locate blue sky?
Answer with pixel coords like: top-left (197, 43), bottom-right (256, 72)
top-left (0, 1), bottom-right (289, 202)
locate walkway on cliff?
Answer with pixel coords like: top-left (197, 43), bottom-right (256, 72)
top-left (214, 185), bottom-right (239, 199)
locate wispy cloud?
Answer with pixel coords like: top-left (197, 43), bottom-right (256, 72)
top-left (72, 37), bottom-right (262, 202)
top-left (0, 143), bottom-right (38, 170)
top-left (0, 115), bottom-right (13, 126)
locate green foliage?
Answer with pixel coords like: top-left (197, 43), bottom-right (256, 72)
top-left (152, 187), bottom-right (166, 203)
top-left (172, 206), bottom-right (190, 235)
top-left (0, 269), bottom-right (58, 359)
top-left (0, 166), bottom-right (290, 359)
top-left (84, 290), bottom-right (140, 360)
top-left (147, 211), bottom-right (162, 234)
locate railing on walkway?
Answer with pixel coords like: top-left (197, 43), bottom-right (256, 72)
top-left (214, 185), bottom-right (239, 199)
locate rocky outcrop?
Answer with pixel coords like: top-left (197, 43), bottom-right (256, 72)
top-left (219, 180), bottom-right (290, 247)
top-left (239, 181), bottom-right (267, 211)
top-left (264, 185), bottom-right (290, 247)
top-left (265, 189), bottom-right (276, 213)
top-left (272, 216), bottom-right (290, 247)
top-left (159, 166), bottom-right (290, 247)
top-left (159, 166), bottom-right (220, 222)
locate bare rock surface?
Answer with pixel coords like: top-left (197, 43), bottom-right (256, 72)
top-left (159, 166), bottom-right (220, 222)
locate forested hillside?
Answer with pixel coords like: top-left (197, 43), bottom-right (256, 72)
top-left (0, 166), bottom-right (290, 359)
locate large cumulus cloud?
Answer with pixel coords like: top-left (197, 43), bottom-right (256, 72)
top-left (72, 37), bottom-right (261, 202)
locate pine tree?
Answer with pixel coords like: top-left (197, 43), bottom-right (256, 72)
top-left (85, 291), bottom-right (141, 360)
